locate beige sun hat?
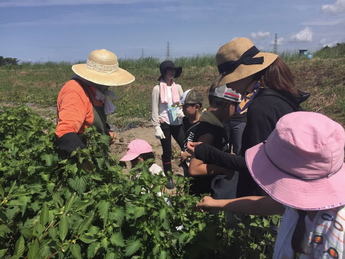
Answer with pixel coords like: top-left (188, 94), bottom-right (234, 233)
top-left (72, 49), bottom-right (135, 86)
top-left (216, 37), bottom-right (278, 86)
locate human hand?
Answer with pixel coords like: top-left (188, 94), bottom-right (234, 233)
top-left (176, 109), bottom-right (185, 119)
top-left (186, 141), bottom-right (203, 154)
top-left (155, 126), bottom-right (165, 139)
top-left (180, 151), bottom-right (191, 161)
top-left (197, 196), bottom-right (219, 210)
top-left (109, 131), bottom-right (117, 144)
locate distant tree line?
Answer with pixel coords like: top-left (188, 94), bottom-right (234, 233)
top-left (0, 56), bottom-right (19, 66)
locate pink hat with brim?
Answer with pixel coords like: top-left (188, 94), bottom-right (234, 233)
top-left (245, 111), bottom-right (345, 211)
top-left (120, 139), bottom-right (153, 162)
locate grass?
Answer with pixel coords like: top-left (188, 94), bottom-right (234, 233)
top-left (0, 49), bottom-right (344, 128)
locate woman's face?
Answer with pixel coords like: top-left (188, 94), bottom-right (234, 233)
top-left (226, 76), bottom-right (256, 95)
top-left (164, 68), bottom-right (175, 82)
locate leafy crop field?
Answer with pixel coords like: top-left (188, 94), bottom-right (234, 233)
top-left (0, 107), bottom-right (278, 258)
top-left (0, 53), bottom-right (344, 258)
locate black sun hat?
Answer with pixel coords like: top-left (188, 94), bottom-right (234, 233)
top-left (158, 60), bottom-right (182, 81)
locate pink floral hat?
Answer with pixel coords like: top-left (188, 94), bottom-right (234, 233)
top-left (245, 111), bottom-right (345, 210)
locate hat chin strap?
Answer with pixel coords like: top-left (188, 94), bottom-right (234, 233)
top-left (218, 46), bottom-right (264, 75)
top-left (86, 59), bottom-right (119, 74)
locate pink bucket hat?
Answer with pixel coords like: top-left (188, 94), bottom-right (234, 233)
top-left (120, 139), bottom-right (153, 161)
top-left (245, 111), bottom-right (345, 210)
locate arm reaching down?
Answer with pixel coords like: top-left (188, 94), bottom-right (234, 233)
top-left (197, 195), bottom-right (284, 216)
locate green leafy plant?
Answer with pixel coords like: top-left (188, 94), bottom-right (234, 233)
top-left (0, 106), bottom-right (278, 258)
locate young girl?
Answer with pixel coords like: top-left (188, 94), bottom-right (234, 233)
top-left (197, 112), bottom-right (345, 258)
top-left (120, 139), bottom-right (163, 176)
top-left (151, 60), bottom-right (185, 189)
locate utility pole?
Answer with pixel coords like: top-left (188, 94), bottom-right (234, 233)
top-left (166, 41), bottom-right (170, 60)
top-left (140, 48), bottom-right (144, 59)
top-left (273, 33), bottom-right (278, 54)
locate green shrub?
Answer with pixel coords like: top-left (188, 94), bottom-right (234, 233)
top-left (0, 106), bottom-right (278, 258)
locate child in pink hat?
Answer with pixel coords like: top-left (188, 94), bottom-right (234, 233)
top-left (197, 112), bottom-right (345, 258)
top-left (120, 139), bottom-right (163, 176)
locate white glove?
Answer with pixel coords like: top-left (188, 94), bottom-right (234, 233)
top-left (155, 126), bottom-right (165, 139)
top-left (176, 108), bottom-right (185, 119)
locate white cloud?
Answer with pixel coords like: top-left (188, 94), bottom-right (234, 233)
top-left (291, 27), bottom-right (313, 42)
top-left (321, 0), bottom-right (345, 14)
top-left (320, 39), bottom-right (340, 47)
top-left (250, 31), bottom-right (270, 39)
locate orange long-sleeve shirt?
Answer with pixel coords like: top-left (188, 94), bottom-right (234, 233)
top-left (55, 80), bottom-right (102, 138)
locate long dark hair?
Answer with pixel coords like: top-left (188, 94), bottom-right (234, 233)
top-left (257, 57), bottom-right (299, 96)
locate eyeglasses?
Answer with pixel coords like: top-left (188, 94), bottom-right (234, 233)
top-left (183, 103), bottom-right (197, 107)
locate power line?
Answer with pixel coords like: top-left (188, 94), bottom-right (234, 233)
top-left (273, 33), bottom-right (278, 54)
top-left (166, 41), bottom-right (170, 59)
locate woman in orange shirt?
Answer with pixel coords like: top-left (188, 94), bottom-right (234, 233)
top-left (55, 49), bottom-right (135, 155)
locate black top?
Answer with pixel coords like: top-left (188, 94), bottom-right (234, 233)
top-left (240, 88), bottom-right (309, 155)
top-left (192, 121), bottom-right (228, 151)
top-left (183, 114), bottom-right (229, 196)
top-left (194, 143), bottom-right (246, 171)
top-left (193, 88), bottom-right (310, 197)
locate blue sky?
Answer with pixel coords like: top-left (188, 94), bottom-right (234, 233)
top-left (1, 0), bottom-right (344, 62)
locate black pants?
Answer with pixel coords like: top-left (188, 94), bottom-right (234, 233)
top-left (160, 123), bottom-right (185, 174)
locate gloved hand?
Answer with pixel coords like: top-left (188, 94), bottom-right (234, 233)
top-left (176, 109), bottom-right (185, 119)
top-left (155, 126), bottom-right (165, 139)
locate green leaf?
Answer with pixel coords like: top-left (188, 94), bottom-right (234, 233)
top-left (12, 235), bottom-right (25, 259)
top-left (59, 214), bottom-right (68, 241)
top-left (97, 200), bottom-right (109, 227)
top-left (87, 242), bottom-right (100, 258)
top-left (70, 244), bottom-right (82, 259)
top-left (159, 208), bottom-right (167, 220)
top-left (0, 249), bottom-right (8, 258)
top-left (40, 203), bottom-right (49, 226)
top-left (159, 250), bottom-right (168, 259)
top-left (27, 239), bottom-right (39, 259)
top-left (109, 207), bottom-right (125, 226)
top-left (41, 154), bottom-right (55, 166)
top-left (0, 184), bottom-right (4, 198)
top-left (64, 192), bottom-right (76, 213)
top-left (68, 177), bottom-right (86, 194)
top-left (0, 224), bottom-right (11, 238)
top-left (79, 234), bottom-right (97, 244)
top-left (48, 227), bottom-right (58, 241)
top-left (104, 252), bottom-right (117, 259)
top-left (77, 212), bottom-right (94, 235)
top-left (125, 239), bottom-right (142, 257)
top-left (126, 205), bottom-right (145, 219)
top-left (110, 232), bottom-right (125, 247)
top-left (32, 223), bottom-right (45, 238)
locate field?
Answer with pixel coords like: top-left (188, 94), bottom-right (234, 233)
top-left (0, 52), bottom-right (344, 258)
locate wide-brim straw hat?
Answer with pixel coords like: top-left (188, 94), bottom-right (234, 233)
top-left (216, 37), bottom-right (278, 86)
top-left (72, 49), bottom-right (135, 87)
top-left (245, 111), bottom-right (345, 211)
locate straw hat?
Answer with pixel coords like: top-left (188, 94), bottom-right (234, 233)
top-left (72, 49), bottom-right (135, 87)
top-left (216, 38), bottom-right (278, 85)
top-left (245, 112), bottom-right (345, 210)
